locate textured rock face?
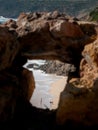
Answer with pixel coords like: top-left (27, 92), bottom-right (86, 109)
top-left (16, 12), bottom-right (96, 66)
top-left (0, 11), bottom-right (98, 128)
top-left (0, 67), bottom-right (35, 123)
top-left (0, 26), bottom-right (19, 71)
top-left (39, 60), bottom-right (75, 76)
top-left (56, 35), bottom-right (98, 126)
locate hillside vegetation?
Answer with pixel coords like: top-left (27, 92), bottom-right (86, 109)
top-left (89, 7), bottom-right (98, 21)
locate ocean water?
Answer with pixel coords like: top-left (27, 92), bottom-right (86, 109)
top-left (0, 17), bottom-right (67, 110)
top-left (0, 16), bottom-right (16, 24)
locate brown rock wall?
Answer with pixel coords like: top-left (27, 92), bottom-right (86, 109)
top-left (0, 11), bottom-right (97, 128)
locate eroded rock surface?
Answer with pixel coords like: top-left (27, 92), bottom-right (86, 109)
top-left (56, 34), bottom-right (98, 127)
top-left (0, 11), bottom-right (98, 129)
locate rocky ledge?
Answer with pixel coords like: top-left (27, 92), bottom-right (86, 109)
top-left (0, 11), bottom-right (98, 129)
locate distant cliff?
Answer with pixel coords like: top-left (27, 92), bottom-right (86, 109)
top-left (0, 0), bottom-right (98, 18)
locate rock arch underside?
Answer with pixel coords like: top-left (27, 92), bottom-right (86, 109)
top-left (1, 11), bottom-right (98, 129)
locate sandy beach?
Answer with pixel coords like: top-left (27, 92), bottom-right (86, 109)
top-left (30, 69), bottom-right (67, 110)
top-left (49, 76), bottom-right (67, 109)
top-left (24, 60), bottom-right (68, 110)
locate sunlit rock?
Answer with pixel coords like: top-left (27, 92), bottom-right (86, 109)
top-left (56, 29), bottom-right (98, 127)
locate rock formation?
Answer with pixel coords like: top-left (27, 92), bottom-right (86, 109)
top-left (0, 11), bottom-right (98, 129)
top-left (39, 60), bottom-right (75, 76)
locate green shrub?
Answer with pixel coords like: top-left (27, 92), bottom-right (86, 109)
top-left (89, 7), bottom-right (98, 21)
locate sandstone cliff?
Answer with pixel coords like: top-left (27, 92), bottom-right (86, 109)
top-left (0, 11), bottom-right (98, 129)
